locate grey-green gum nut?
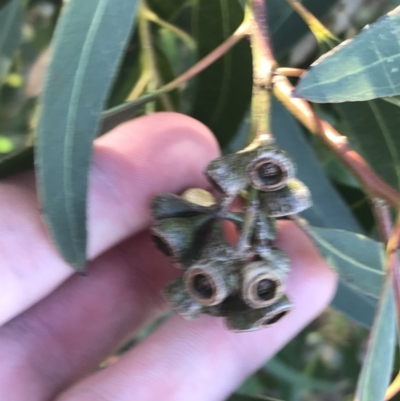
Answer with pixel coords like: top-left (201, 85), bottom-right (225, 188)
top-left (183, 259), bottom-right (240, 307)
top-left (151, 215), bottom-right (212, 268)
top-left (164, 277), bottom-right (203, 320)
top-left (259, 178), bottom-right (312, 217)
top-left (205, 150), bottom-right (256, 197)
top-left (241, 260), bottom-right (287, 309)
top-left (226, 295), bottom-right (292, 332)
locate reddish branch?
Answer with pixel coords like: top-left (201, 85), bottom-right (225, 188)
top-left (273, 77), bottom-right (400, 208)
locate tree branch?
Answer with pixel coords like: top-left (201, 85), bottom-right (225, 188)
top-left (273, 77), bottom-right (400, 208)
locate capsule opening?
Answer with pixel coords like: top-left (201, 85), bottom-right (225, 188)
top-left (256, 278), bottom-right (277, 301)
top-left (151, 234), bottom-right (173, 257)
top-left (193, 273), bottom-right (214, 300)
top-left (262, 310), bottom-right (288, 326)
top-left (248, 156), bottom-right (293, 192)
top-left (257, 162), bottom-right (284, 187)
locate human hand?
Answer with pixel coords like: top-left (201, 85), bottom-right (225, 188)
top-left (0, 113), bottom-right (337, 401)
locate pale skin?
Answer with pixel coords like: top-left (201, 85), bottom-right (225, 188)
top-left (0, 112), bottom-right (337, 401)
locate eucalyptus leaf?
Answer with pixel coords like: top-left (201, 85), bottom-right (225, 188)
top-left (295, 7), bottom-right (400, 102)
top-left (308, 226), bottom-right (384, 299)
top-left (331, 282), bottom-right (376, 328)
top-left (190, 0), bottom-right (252, 148)
top-left (36, 0), bottom-right (139, 270)
top-left (354, 277), bottom-right (396, 401)
top-left (337, 99), bottom-right (400, 191)
top-left (0, 0), bottom-right (23, 85)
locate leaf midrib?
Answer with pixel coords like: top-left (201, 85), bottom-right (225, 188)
top-left (311, 229), bottom-right (384, 274)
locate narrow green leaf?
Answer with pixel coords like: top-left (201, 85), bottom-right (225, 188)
top-left (308, 226), bottom-right (385, 299)
top-left (271, 97), bottom-right (376, 327)
top-left (295, 7), bottom-right (400, 102)
top-left (331, 282), bottom-right (376, 328)
top-left (267, 0), bottom-right (338, 59)
top-left (190, 0), bottom-right (252, 148)
top-left (355, 276), bottom-right (396, 401)
top-left (0, 0), bottom-right (23, 84)
top-left (36, 0), bottom-right (139, 270)
top-left (337, 99), bottom-right (400, 191)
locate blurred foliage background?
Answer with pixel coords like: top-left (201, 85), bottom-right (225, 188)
top-left (2, 0), bottom-right (400, 400)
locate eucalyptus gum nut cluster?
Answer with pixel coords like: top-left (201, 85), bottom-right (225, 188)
top-left (151, 143), bottom-right (313, 332)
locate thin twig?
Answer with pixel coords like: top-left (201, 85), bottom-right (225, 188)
top-left (142, 5), bottom-right (196, 50)
top-left (102, 17), bottom-right (252, 126)
top-left (371, 198), bottom-right (392, 242)
top-left (285, 0), bottom-right (338, 44)
top-left (162, 19), bottom-right (251, 93)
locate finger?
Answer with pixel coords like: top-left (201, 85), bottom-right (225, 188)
top-left (0, 231), bottom-right (177, 401)
top-left (0, 112), bottom-right (218, 325)
top-left (57, 221), bottom-right (338, 401)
